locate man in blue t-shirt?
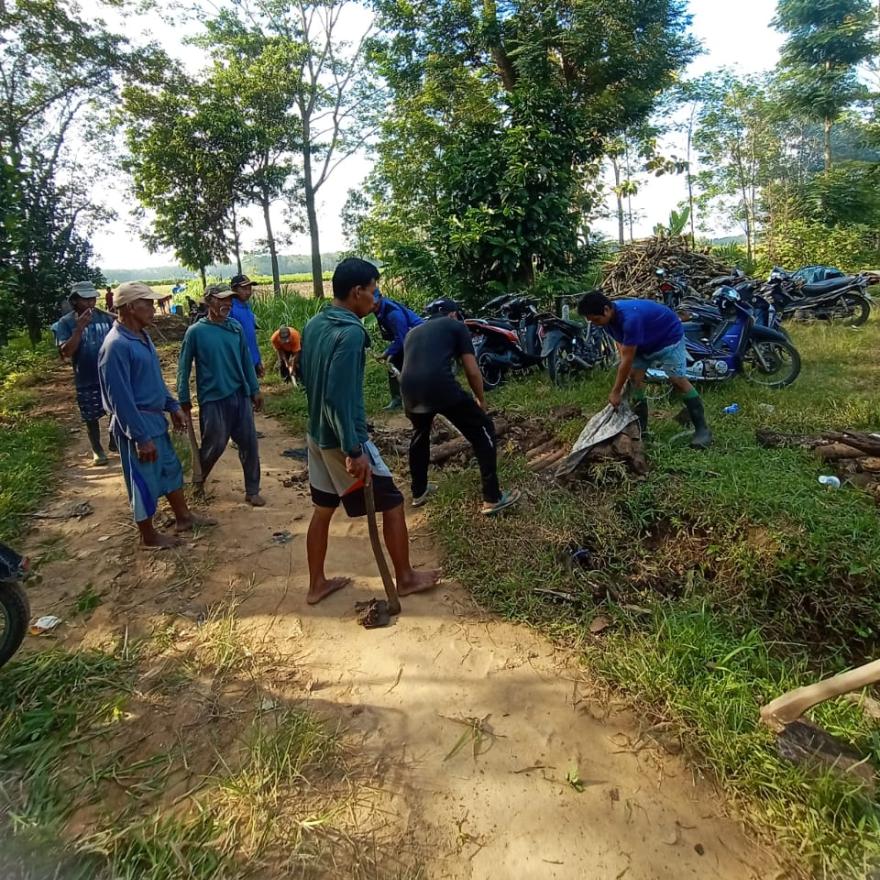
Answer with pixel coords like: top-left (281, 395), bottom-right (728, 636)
top-left (229, 274), bottom-right (264, 378)
top-left (577, 291), bottom-right (711, 448)
top-left (53, 281), bottom-right (117, 464)
top-left (372, 289), bottom-right (423, 410)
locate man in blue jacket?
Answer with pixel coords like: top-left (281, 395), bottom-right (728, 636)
top-left (98, 282), bottom-right (215, 548)
top-left (372, 288), bottom-right (423, 410)
top-left (177, 284), bottom-right (265, 507)
top-left (300, 258), bottom-right (438, 606)
top-left (230, 274), bottom-right (264, 378)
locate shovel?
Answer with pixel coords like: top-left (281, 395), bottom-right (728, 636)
top-left (186, 415), bottom-right (204, 488)
top-left (760, 658), bottom-right (880, 786)
top-left (364, 476), bottom-right (401, 616)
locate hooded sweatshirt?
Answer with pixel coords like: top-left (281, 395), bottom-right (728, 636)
top-left (301, 305), bottom-right (370, 454)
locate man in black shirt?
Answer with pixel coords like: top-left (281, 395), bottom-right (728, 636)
top-left (400, 299), bottom-right (520, 515)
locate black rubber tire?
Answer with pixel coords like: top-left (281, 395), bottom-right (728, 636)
top-left (743, 340), bottom-right (801, 388)
top-left (547, 339), bottom-right (575, 386)
top-left (0, 582), bottom-right (30, 669)
top-left (477, 351), bottom-right (504, 390)
top-left (837, 294), bottom-right (871, 326)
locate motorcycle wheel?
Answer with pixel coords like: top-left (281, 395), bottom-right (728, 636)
top-left (547, 338), bottom-right (577, 386)
top-left (594, 329), bottom-right (619, 368)
top-left (478, 351), bottom-right (504, 390)
top-left (742, 340), bottom-right (801, 388)
top-left (831, 294), bottom-right (871, 326)
top-left (0, 582), bottom-right (30, 669)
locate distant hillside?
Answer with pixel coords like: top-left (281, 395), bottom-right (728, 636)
top-left (103, 252), bottom-right (343, 283)
top-left (709, 234), bottom-right (747, 246)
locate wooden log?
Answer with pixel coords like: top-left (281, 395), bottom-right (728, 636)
top-left (824, 432), bottom-right (880, 457)
top-left (528, 448), bottom-right (566, 471)
top-left (525, 438), bottom-right (559, 460)
top-left (860, 457), bottom-right (880, 473)
top-left (816, 443), bottom-right (866, 460)
top-left (431, 419), bottom-right (508, 464)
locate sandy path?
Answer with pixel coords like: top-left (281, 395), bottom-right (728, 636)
top-left (22, 397), bottom-right (779, 880)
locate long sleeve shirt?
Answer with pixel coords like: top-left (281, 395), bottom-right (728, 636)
top-left (229, 297), bottom-right (262, 368)
top-left (301, 306), bottom-right (369, 454)
top-left (375, 297), bottom-right (423, 360)
top-left (177, 318), bottom-right (260, 406)
top-left (98, 323), bottom-right (180, 443)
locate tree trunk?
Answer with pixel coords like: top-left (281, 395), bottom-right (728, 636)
top-left (687, 105), bottom-right (696, 248)
top-left (231, 203), bottom-right (243, 275)
top-left (824, 115), bottom-right (833, 173)
top-left (199, 265), bottom-right (207, 288)
top-left (611, 157), bottom-right (624, 247)
top-left (301, 126), bottom-right (324, 299)
top-left (260, 194), bottom-right (281, 297)
top-left (624, 137), bottom-right (634, 243)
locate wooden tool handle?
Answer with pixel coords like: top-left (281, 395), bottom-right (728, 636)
top-left (760, 658), bottom-right (880, 731)
top-left (364, 479), bottom-right (401, 615)
top-left (186, 418), bottom-right (203, 484)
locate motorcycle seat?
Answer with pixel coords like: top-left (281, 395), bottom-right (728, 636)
top-left (800, 277), bottom-right (859, 295)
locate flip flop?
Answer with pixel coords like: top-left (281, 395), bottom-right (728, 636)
top-left (355, 598), bottom-right (392, 629)
top-left (412, 483), bottom-right (438, 508)
top-left (481, 489), bottom-right (522, 516)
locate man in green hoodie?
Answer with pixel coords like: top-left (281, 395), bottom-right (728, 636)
top-left (177, 284), bottom-right (266, 506)
top-left (301, 258), bottom-right (439, 605)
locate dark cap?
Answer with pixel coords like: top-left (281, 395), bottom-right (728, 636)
top-left (230, 274), bottom-right (257, 289)
top-left (425, 298), bottom-right (461, 316)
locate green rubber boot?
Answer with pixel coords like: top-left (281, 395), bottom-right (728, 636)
top-left (684, 395), bottom-right (712, 449)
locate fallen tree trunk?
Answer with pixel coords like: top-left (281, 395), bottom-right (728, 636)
top-left (431, 419), bottom-right (509, 464)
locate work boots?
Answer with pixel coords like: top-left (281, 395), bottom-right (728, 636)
top-left (384, 374), bottom-right (402, 411)
top-left (683, 395), bottom-right (712, 449)
top-left (632, 398), bottom-right (648, 436)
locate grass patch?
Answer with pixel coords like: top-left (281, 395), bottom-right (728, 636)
top-left (429, 315), bottom-right (880, 877)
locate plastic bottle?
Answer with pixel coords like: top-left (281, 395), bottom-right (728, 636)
top-left (818, 475), bottom-right (841, 489)
top-left (723, 403), bottom-right (740, 415)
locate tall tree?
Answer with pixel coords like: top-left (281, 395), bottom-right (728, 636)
top-left (773, 0), bottom-right (876, 171)
top-left (122, 74), bottom-right (239, 287)
top-left (0, 0), bottom-right (134, 341)
top-left (364, 0), bottom-right (697, 301)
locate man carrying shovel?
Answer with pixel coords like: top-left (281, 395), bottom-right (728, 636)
top-left (577, 290), bottom-right (712, 449)
top-left (176, 284), bottom-right (265, 507)
top-left (300, 257), bottom-right (439, 606)
top-left (98, 282), bottom-right (215, 549)
top-left (400, 298), bottom-right (521, 514)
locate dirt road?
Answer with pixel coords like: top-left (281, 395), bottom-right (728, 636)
top-left (22, 395), bottom-right (779, 879)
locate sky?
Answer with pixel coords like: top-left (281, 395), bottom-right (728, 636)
top-left (83, 0), bottom-right (784, 272)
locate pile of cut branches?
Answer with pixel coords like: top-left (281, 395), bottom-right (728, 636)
top-left (602, 236), bottom-right (731, 299)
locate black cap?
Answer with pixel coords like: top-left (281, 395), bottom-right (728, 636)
top-left (230, 274), bottom-right (257, 289)
top-left (425, 298), bottom-right (460, 316)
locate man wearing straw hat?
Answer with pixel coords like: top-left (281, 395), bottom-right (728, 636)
top-left (98, 282), bottom-right (215, 548)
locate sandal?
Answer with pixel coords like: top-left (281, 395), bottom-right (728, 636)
top-left (481, 489), bottom-right (522, 516)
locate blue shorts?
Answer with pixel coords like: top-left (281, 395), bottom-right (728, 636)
top-left (117, 431), bottom-right (184, 522)
top-left (634, 338), bottom-right (687, 378)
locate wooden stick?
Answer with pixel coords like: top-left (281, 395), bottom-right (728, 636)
top-left (364, 479), bottom-right (401, 616)
top-left (760, 658), bottom-right (880, 732)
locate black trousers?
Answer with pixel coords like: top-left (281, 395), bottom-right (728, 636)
top-left (407, 398), bottom-right (501, 503)
top-left (388, 352), bottom-right (404, 400)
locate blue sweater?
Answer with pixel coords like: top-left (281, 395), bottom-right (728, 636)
top-left (375, 297), bottom-right (423, 360)
top-left (98, 324), bottom-right (180, 443)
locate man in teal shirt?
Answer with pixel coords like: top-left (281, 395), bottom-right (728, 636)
top-left (177, 285), bottom-right (266, 506)
top-left (300, 258), bottom-right (439, 606)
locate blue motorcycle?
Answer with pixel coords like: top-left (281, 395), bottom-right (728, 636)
top-left (647, 287), bottom-right (801, 388)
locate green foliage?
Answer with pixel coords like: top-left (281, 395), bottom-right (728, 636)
top-left (759, 218), bottom-right (880, 274)
top-left (360, 0), bottom-right (697, 305)
top-left (653, 206), bottom-right (691, 238)
top-left (773, 0), bottom-right (876, 169)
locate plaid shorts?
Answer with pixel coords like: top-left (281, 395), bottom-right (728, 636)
top-left (75, 383), bottom-right (106, 422)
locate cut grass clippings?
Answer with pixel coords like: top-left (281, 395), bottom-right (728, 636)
top-left (429, 315), bottom-right (880, 878)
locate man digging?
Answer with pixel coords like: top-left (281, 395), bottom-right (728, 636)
top-left (371, 287), bottom-right (423, 410)
top-left (98, 282), bottom-right (215, 549)
top-left (400, 298), bottom-right (521, 514)
top-left (300, 258), bottom-right (439, 605)
top-left (177, 284), bottom-right (266, 507)
top-left (53, 281), bottom-right (117, 465)
top-left (577, 290), bottom-right (712, 448)
top-left (270, 325), bottom-right (301, 385)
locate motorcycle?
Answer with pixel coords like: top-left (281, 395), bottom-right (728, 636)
top-left (0, 543), bottom-right (30, 669)
top-left (763, 267), bottom-right (872, 326)
top-left (646, 287), bottom-right (801, 389)
top-left (541, 317), bottom-right (617, 386)
top-left (466, 315), bottom-right (545, 388)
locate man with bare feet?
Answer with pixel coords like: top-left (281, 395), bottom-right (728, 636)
top-left (98, 282), bottom-right (216, 548)
top-left (300, 258), bottom-right (439, 605)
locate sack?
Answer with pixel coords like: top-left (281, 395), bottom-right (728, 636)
top-left (555, 403), bottom-right (647, 478)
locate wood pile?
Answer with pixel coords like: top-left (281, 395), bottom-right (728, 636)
top-left (602, 236), bottom-right (731, 299)
top-left (757, 429), bottom-right (880, 503)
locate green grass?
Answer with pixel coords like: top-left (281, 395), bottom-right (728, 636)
top-left (429, 314), bottom-right (880, 878)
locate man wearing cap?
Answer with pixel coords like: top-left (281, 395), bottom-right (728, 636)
top-left (300, 257), bottom-right (439, 605)
top-left (53, 281), bottom-right (116, 464)
top-left (230, 274), bottom-right (264, 378)
top-left (98, 282), bottom-right (215, 548)
top-left (371, 288), bottom-right (423, 410)
top-left (400, 299), bottom-right (521, 515)
top-left (270, 325), bottom-right (302, 385)
top-left (177, 285), bottom-right (265, 507)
